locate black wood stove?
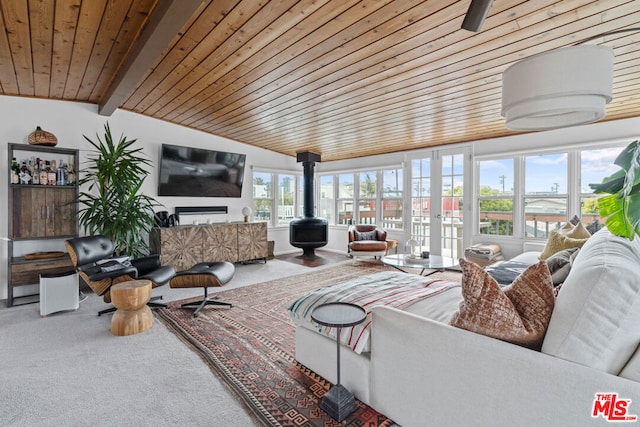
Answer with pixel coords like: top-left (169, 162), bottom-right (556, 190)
top-left (289, 151), bottom-right (328, 258)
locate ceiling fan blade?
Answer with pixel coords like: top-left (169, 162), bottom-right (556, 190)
top-left (461, 0), bottom-right (494, 32)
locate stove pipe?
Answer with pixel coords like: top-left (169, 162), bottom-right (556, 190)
top-left (300, 152), bottom-right (319, 217)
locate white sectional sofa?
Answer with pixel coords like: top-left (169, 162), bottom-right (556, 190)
top-left (292, 228), bottom-right (640, 426)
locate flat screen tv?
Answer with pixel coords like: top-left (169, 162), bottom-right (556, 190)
top-left (158, 144), bottom-right (246, 197)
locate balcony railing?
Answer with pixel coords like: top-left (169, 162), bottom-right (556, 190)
top-left (338, 210), bottom-right (403, 229)
top-left (480, 211), bottom-right (599, 238)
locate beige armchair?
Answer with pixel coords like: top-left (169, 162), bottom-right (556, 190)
top-left (348, 224), bottom-right (388, 262)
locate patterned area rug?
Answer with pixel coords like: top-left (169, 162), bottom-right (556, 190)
top-left (157, 262), bottom-right (462, 426)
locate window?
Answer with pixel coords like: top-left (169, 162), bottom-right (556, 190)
top-left (278, 174), bottom-right (295, 225)
top-left (441, 154), bottom-right (464, 258)
top-left (476, 144), bottom-right (628, 241)
top-left (253, 172), bottom-right (272, 221)
top-left (297, 175), bottom-right (305, 217)
top-left (411, 158), bottom-right (431, 254)
top-left (358, 171), bottom-right (377, 225)
top-left (318, 175), bottom-right (334, 223)
top-left (580, 145), bottom-right (625, 227)
top-left (382, 168), bottom-right (403, 230)
top-left (252, 170), bottom-right (302, 226)
top-left (478, 158), bottom-right (514, 236)
top-left (319, 168), bottom-right (402, 228)
top-left (524, 153), bottom-right (568, 238)
top-left (337, 174), bottom-right (354, 225)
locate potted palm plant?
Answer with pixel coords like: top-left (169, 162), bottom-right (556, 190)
top-left (78, 123), bottom-right (160, 257)
top-left (589, 140), bottom-right (640, 239)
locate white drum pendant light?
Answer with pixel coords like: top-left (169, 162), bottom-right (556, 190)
top-left (501, 45), bottom-right (614, 131)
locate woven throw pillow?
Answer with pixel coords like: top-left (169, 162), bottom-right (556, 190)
top-left (449, 258), bottom-right (555, 350)
top-left (354, 230), bottom-right (377, 241)
top-left (539, 230), bottom-right (589, 260)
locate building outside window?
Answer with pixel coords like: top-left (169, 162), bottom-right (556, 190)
top-left (253, 171), bottom-right (273, 221)
top-left (278, 174), bottom-right (296, 225)
top-left (318, 175), bottom-right (334, 224)
top-left (382, 168), bottom-right (403, 230)
top-left (524, 153), bottom-right (568, 238)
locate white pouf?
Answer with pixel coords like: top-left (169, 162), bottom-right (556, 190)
top-left (39, 270), bottom-right (79, 317)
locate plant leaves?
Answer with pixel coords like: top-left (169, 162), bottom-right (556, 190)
top-left (620, 141), bottom-right (640, 198)
top-left (589, 169), bottom-right (625, 194)
top-left (77, 122), bottom-right (162, 257)
top-left (629, 190), bottom-right (640, 238)
top-left (598, 194), bottom-right (635, 239)
top-left (590, 140), bottom-right (640, 240)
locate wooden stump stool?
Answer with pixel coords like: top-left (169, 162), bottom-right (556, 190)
top-left (110, 280), bottom-right (153, 336)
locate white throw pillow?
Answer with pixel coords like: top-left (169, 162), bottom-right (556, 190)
top-left (541, 228), bottom-right (640, 374)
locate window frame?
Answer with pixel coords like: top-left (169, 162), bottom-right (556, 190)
top-left (473, 142), bottom-right (627, 241)
top-left (252, 168), bottom-right (302, 227)
top-left (381, 167), bottom-right (404, 231)
top-left (477, 157), bottom-right (515, 236)
top-left (318, 167), bottom-right (404, 230)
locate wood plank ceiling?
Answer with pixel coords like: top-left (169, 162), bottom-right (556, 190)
top-left (1, 0), bottom-right (639, 161)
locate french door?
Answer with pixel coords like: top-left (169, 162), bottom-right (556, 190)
top-left (410, 147), bottom-right (469, 258)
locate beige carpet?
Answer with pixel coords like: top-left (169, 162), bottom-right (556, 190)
top-left (0, 257), bottom-right (329, 427)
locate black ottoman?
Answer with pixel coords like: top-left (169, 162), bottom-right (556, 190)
top-left (169, 262), bottom-right (235, 317)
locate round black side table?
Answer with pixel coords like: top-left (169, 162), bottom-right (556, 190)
top-left (311, 302), bottom-right (367, 422)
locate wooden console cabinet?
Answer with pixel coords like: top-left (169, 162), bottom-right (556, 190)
top-left (7, 143), bottom-right (79, 306)
top-left (150, 222), bottom-right (268, 271)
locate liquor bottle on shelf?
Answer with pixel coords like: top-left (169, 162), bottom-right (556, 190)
top-left (10, 157), bottom-right (19, 184)
top-left (57, 159), bottom-right (66, 186)
top-left (47, 160), bottom-right (56, 185)
top-left (39, 160), bottom-right (48, 185)
top-left (67, 164), bottom-right (76, 185)
top-left (19, 161), bottom-right (31, 184)
top-left (27, 157), bottom-right (34, 176)
top-left (32, 159), bottom-right (40, 185)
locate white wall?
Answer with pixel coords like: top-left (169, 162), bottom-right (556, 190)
top-left (3, 94), bottom-right (640, 300)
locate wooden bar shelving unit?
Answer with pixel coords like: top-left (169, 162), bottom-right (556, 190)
top-left (7, 143), bottom-right (79, 306)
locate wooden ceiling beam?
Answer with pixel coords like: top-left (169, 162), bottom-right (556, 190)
top-left (98, 0), bottom-right (204, 116)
